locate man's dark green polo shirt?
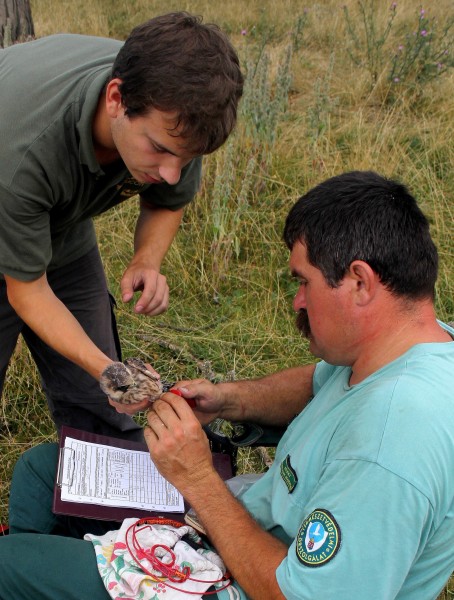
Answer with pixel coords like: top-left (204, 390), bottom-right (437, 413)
top-left (0, 34), bottom-right (201, 281)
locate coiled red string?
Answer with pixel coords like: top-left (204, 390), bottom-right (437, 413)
top-left (125, 517), bottom-right (233, 595)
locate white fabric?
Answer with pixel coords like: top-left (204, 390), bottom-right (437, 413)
top-left (85, 518), bottom-right (228, 599)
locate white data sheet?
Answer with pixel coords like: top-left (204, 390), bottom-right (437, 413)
top-left (59, 436), bottom-right (184, 513)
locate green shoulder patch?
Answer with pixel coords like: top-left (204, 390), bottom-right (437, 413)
top-left (280, 454), bottom-right (298, 493)
top-left (296, 508), bottom-right (341, 568)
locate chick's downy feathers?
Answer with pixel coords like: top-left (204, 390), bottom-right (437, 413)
top-left (99, 358), bottom-right (163, 405)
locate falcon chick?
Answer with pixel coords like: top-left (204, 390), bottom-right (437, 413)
top-left (99, 357), bottom-right (163, 405)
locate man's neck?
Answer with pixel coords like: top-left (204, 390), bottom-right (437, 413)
top-left (349, 302), bottom-right (451, 385)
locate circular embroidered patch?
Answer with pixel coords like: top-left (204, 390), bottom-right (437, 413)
top-left (295, 508), bottom-right (341, 568)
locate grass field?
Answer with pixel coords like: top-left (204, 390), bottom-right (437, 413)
top-left (1, 0), bottom-right (453, 596)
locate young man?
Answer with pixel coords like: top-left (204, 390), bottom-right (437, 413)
top-left (0, 13), bottom-right (243, 439)
top-left (1, 172), bottom-right (452, 599)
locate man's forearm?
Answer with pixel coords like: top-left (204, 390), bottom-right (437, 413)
top-left (182, 470), bottom-right (287, 600)
top-left (5, 273), bottom-right (112, 379)
top-left (145, 396), bottom-right (289, 598)
top-left (216, 364), bottom-right (316, 425)
top-left (133, 200), bottom-right (183, 267)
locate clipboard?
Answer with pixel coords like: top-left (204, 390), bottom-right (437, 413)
top-left (53, 426), bottom-right (233, 522)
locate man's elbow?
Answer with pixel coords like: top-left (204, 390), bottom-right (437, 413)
top-left (4, 273), bottom-right (46, 313)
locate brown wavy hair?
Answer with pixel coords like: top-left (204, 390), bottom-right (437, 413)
top-left (111, 12), bottom-right (244, 155)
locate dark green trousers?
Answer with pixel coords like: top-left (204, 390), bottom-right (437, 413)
top-left (0, 443), bottom-right (113, 600)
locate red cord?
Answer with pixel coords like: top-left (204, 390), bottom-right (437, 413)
top-left (124, 518), bottom-right (233, 595)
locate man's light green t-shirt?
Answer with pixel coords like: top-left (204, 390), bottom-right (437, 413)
top-left (222, 327), bottom-right (454, 599)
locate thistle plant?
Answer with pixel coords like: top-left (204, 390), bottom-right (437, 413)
top-left (210, 151), bottom-right (256, 291)
top-left (291, 12), bottom-right (308, 52)
top-left (389, 8), bottom-right (454, 88)
top-left (239, 41), bottom-right (293, 167)
top-left (343, 0), bottom-right (397, 86)
top-left (210, 138), bottom-right (237, 248)
top-left (343, 1), bottom-right (454, 98)
top-left (306, 52), bottom-right (338, 146)
top-left (239, 14), bottom-right (301, 148)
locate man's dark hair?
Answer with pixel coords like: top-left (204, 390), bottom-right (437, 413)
top-left (283, 171), bottom-right (438, 300)
top-left (111, 12), bottom-right (244, 155)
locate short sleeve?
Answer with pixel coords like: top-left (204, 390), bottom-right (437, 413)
top-left (275, 459), bottom-right (432, 599)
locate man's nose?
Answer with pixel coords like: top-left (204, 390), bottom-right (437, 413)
top-left (293, 287), bottom-right (306, 312)
top-left (158, 157), bottom-right (184, 185)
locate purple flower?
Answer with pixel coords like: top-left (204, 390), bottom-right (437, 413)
top-left (241, 29), bottom-right (247, 36)
top-left (421, 30), bottom-right (427, 36)
top-left (420, 9), bottom-right (425, 17)
top-left (437, 63), bottom-right (443, 69)
top-left (391, 2), bottom-right (397, 9)
top-left (398, 44), bottom-right (404, 51)
top-left (394, 77), bottom-right (400, 82)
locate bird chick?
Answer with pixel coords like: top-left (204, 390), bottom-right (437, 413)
top-left (99, 358), bottom-right (163, 405)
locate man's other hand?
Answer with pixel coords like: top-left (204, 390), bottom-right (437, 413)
top-left (121, 264), bottom-right (169, 316)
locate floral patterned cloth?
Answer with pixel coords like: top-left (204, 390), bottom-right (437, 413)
top-left (84, 518), bottom-right (227, 599)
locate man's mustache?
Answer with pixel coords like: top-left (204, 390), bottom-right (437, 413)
top-left (296, 309), bottom-right (311, 338)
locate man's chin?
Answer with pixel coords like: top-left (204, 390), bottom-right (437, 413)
top-left (307, 337), bottom-right (317, 353)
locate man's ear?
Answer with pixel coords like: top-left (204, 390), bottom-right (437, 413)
top-left (348, 260), bottom-right (379, 306)
top-left (105, 78), bottom-right (123, 118)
